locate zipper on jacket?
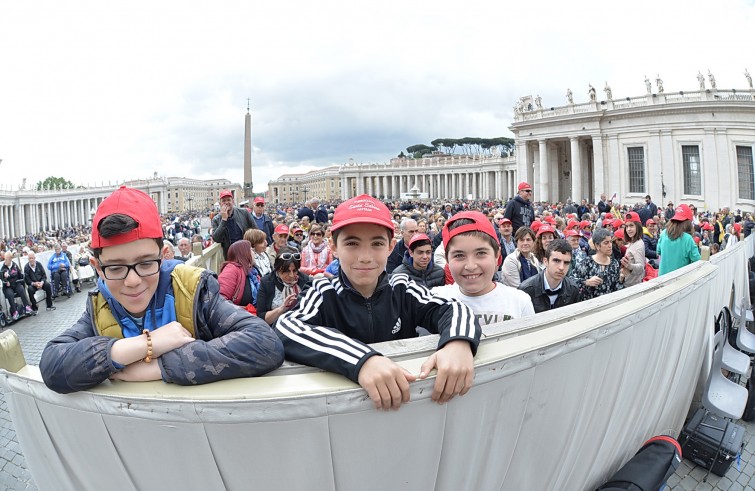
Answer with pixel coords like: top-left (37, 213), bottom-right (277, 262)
top-left (365, 299), bottom-right (375, 343)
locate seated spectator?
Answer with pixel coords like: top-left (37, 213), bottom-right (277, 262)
top-left (256, 247), bottom-right (310, 326)
top-left (24, 251), bottom-right (55, 312)
top-left (245, 229), bottom-right (272, 277)
top-left (175, 237), bottom-right (194, 262)
top-left (300, 224), bottom-right (333, 276)
top-left (162, 240), bottom-right (176, 260)
top-left (564, 229), bottom-right (585, 273)
top-left (570, 228), bottom-right (623, 300)
top-left (392, 233), bottom-right (445, 288)
top-left (1, 252), bottom-right (32, 320)
top-left (267, 224), bottom-right (289, 263)
top-left (519, 239), bottom-right (581, 313)
top-left (501, 226), bottom-right (540, 288)
top-left (48, 243), bottom-right (72, 298)
top-left (218, 240), bottom-right (262, 314)
top-left (432, 211), bottom-right (534, 325)
top-left (657, 204), bottom-right (701, 275)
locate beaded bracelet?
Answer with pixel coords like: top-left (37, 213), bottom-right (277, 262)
top-left (143, 329), bottom-right (153, 363)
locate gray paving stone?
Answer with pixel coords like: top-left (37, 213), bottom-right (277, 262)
top-left (716, 476), bottom-right (734, 490)
top-left (680, 475), bottom-right (701, 490)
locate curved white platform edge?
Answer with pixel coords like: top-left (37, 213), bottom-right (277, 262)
top-left (0, 238), bottom-right (751, 491)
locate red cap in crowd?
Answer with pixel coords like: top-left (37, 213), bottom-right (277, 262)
top-left (274, 224), bottom-right (289, 236)
top-left (604, 214), bottom-right (614, 220)
top-left (734, 223), bottom-right (742, 233)
top-left (536, 225), bottom-right (556, 237)
top-left (543, 215), bottom-right (556, 225)
top-left (694, 236), bottom-right (701, 244)
top-left (498, 218), bottom-right (512, 226)
top-left (442, 211), bottom-right (502, 266)
top-left (331, 194), bottom-right (394, 237)
top-left (646, 219), bottom-right (656, 225)
top-left (613, 229), bottom-right (625, 241)
top-left (91, 186), bottom-right (164, 248)
top-left (702, 222), bottom-right (714, 231)
top-left (625, 212), bottom-right (641, 223)
top-left (671, 204), bottom-right (693, 222)
top-left (219, 189), bottom-right (233, 199)
top-left (564, 229), bottom-right (580, 238)
top-left (408, 233), bottom-right (432, 250)
top-left (613, 219), bottom-right (625, 229)
top-left (566, 220), bottom-right (579, 230)
top-left (580, 220), bottom-right (592, 229)
top-left (254, 197), bottom-right (265, 204)
top-left (530, 221), bottom-right (543, 233)
top-left (518, 182), bottom-right (532, 191)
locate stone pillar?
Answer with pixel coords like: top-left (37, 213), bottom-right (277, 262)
top-left (538, 140), bottom-right (549, 202)
top-left (570, 137), bottom-right (582, 203)
top-left (592, 134), bottom-right (605, 202)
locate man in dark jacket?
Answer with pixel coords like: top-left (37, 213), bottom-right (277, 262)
top-left (211, 189), bottom-right (258, 259)
top-left (24, 251), bottom-right (55, 312)
top-left (386, 218), bottom-right (418, 274)
top-left (392, 234), bottom-right (444, 288)
top-left (518, 239), bottom-right (581, 313)
top-left (643, 219), bottom-right (659, 267)
top-left (643, 195), bottom-right (658, 224)
top-left (503, 182), bottom-right (535, 234)
top-left (250, 197), bottom-right (275, 244)
top-left (597, 194), bottom-right (610, 215)
top-left (312, 198), bottom-right (329, 224)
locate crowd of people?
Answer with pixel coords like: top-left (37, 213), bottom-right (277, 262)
top-left (0, 183), bottom-right (744, 410)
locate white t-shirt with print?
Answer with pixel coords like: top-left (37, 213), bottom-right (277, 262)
top-left (432, 282), bottom-right (535, 328)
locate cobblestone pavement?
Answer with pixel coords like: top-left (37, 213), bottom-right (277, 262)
top-left (0, 280), bottom-right (754, 490)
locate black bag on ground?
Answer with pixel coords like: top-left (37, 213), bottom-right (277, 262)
top-left (679, 408), bottom-right (744, 477)
top-left (596, 435), bottom-right (681, 490)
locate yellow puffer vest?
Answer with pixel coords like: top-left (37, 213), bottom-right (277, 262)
top-left (91, 264), bottom-right (204, 339)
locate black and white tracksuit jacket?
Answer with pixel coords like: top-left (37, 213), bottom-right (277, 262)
top-left (275, 271), bottom-right (481, 383)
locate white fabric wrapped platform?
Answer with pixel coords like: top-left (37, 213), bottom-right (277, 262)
top-left (0, 238), bottom-right (749, 491)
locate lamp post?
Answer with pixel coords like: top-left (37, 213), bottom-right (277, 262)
top-left (186, 194), bottom-right (194, 212)
top-left (302, 186), bottom-right (310, 202)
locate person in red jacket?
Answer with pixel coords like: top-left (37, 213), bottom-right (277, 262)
top-left (218, 240), bottom-right (261, 313)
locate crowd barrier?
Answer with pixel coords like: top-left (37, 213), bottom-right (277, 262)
top-left (0, 236), bottom-right (750, 490)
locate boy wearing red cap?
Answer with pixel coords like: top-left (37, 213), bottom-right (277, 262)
top-left (432, 212), bottom-right (534, 325)
top-left (391, 233), bottom-right (445, 288)
top-left (276, 195), bottom-right (480, 410)
top-left (40, 186), bottom-right (284, 394)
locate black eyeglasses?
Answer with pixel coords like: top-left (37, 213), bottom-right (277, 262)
top-left (523, 189), bottom-right (532, 193)
top-left (310, 232), bottom-right (323, 236)
top-left (294, 232), bottom-right (304, 237)
top-left (98, 258), bottom-right (162, 280)
top-left (279, 253), bottom-right (301, 261)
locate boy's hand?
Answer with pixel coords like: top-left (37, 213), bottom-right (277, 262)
top-left (358, 356), bottom-right (417, 410)
top-left (150, 322), bottom-right (194, 357)
top-left (110, 359), bottom-right (162, 382)
top-left (419, 340), bottom-right (474, 404)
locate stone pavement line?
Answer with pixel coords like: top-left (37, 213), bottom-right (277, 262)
top-left (2, 283), bottom-right (755, 490)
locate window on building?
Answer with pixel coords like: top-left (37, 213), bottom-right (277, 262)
top-left (737, 146), bottom-right (755, 200)
top-left (627, 147), bottom-right (645, 193)
top-left (682, 145), bottom-right (702, 196)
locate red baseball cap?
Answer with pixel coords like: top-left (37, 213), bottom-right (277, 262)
top-left (530, 221), bottom-right (542, 233)
top-left (331, 194), bottom-right (394, 237)
top-left (518, 182), bottom-right (532, 191)
top-left (564, 229), bottom-right (580, 238)
top-left (612, 219), bottom-right (625, 229)
top-left (408, 233), bottom-right (431, 250)
top-left (734, 223), bottom-right (742, 233)
top-left (693, 236), bottom-right (701, 244)
top-left (580, 220), bottom-right (592, 229)
top-left (625, 212), bottom-right (641, 223)
top-left (613, 229), bottom-right (625, 241)
top-left (702, 222), bottom-right (714, 231)
top-left (91, 186), bottom-right (164, 248)
top-left (671, 204), bottom-right (693, 222)
top-left (646, 219), bottom-right (656, 225)
top-left (274, 224), bottom-right (289, 235)
top-left (253, 197), bottom-right (265, 204)
top-left (604, 213), bottom-right (614, 220)
top-left (498, 218), bottom-right (512, 225)
top-left (219, 189), bottom-right (233, 199)
top-left (442, 211), bottom-right (498, 249)
top-left (536, 225), bottom-right (555, 237)
top-left (543, 215), bottom-right (556, 225)
top-left (566, 220), bottom-right (579, 230)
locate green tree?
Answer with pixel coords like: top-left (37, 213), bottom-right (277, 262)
top-left (406, 144), bottom-right (436, 158)
top-left (35, 176), bottom-right (75, 191)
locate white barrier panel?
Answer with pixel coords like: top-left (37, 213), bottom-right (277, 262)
top-left (0, 238), bottom-right (750, 491)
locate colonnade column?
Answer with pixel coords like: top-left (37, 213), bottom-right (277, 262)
top-left (538, 140), bottom-right (549, 203)
top-left (592, 134), bottom-right (605, 202)
top-left (570, 137), bottom-right (582, 203)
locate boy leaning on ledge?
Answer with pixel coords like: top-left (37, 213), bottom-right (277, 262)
top-left (275, 194), bottom-right (481, 410)
top-left (40, 186), bottom-right (284, 394)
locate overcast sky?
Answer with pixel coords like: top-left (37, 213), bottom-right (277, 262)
top-left (1, 0), bottom-right (754, 192)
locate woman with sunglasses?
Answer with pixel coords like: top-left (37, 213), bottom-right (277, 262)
top-left (287, 223), bottom-right (305, 251)
top-left (300, 224), bottom-right (333, 276)
top-left (218, 241), bottom-right (262, 314)
top-left (256, 247), bottom-right (311, 326)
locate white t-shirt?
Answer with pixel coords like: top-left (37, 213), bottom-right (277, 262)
top-left (432, 282), bottom-right (535, 328)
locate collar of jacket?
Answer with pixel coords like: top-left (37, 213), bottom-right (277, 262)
top-left (338, 268), bottom-right (389, 298)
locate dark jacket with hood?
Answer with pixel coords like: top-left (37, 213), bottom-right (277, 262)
top-left (503, 195), bottom-right (534, 234)
top-left (392, 253), bottom-right (445, 288)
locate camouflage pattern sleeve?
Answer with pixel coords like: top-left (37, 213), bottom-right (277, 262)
top-left (158, 273), bottom-right (285, 385)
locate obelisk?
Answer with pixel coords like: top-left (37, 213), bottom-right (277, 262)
top-left (243, 100), bottom-right (253, 199)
